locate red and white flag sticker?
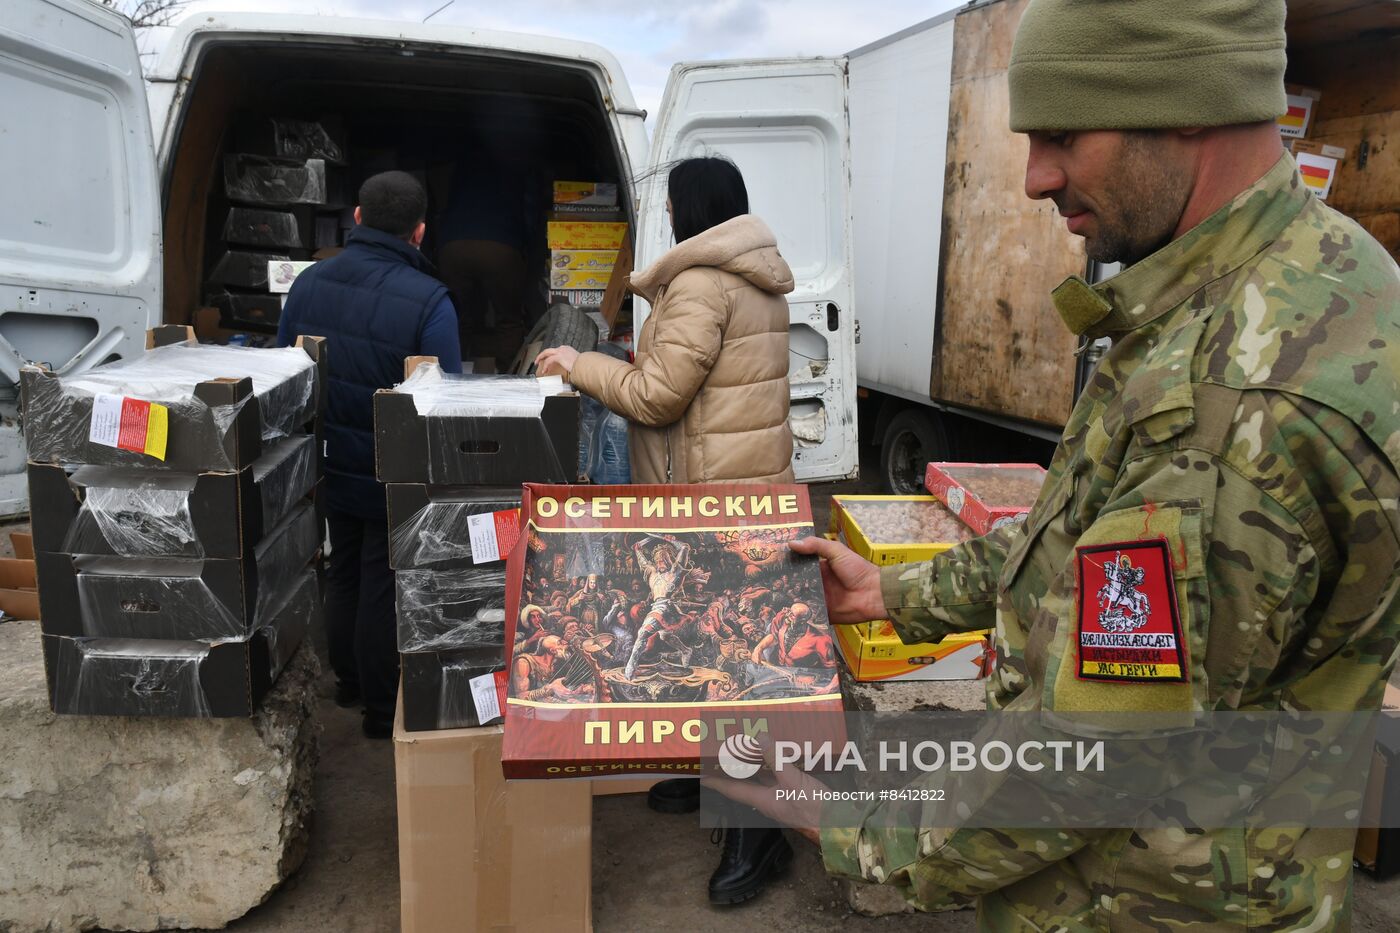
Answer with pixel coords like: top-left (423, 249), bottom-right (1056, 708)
top-left (466, 509), bottom-right (521, 564)
top-left (89, 394), bottom-right (169, 461)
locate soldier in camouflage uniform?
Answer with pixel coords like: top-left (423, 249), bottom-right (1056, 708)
top-left (726, 0), bottom-right (1400, 929)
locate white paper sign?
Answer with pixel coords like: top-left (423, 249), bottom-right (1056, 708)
top-left (467, 512), bottom-right (500, 564)
top-left (470, 672), bottom-right (501, 723)
top-left (88, 394), bottom-right (124, 447)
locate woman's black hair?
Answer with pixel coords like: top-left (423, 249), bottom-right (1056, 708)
top-left (667, 157), bottom-right (749, 243)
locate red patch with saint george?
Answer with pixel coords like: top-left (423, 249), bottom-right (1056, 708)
top-left (1076, 539), bottom-right (1187, 683)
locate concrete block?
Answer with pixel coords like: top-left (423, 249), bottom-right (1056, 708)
top-left (0, 620), bottom-right (319, 932)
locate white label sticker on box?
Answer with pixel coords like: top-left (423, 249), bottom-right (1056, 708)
top-left (466, 509), bottom-right (521, 564)
top-left (470, 672), bottom-right (501, 723)
top-left (467, 512), bottom-right (500, 563)
top-left (89, 393), bottom-right (124, 447)
top-left (88, 393), bottom-right (169, 461)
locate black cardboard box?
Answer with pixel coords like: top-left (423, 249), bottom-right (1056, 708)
top-left (37, 500), bottom-right (322, 640)
top-left (386, 485), bottom-right (520, 571)
top-left (224, 154), bottom-right (327, 206)
top-left (29, 434), bottom-right (320, 560)
top-left (234, 116), bottom-right (347, 165)
top-left (373, 360), bottom-right (579, 486)
top-left (22, 328), bottom-right (324, 473)
top-left (42, 568), bottom-right (317, 718)
top-left (206, 289), bottom-right (285, 334)
top-left (397, 566), bottom-right (507, 731)
top-left (395, 567), bottom-right (507, 654)
top-left (222, 206), bottom-right (311, 250)
top-left (400, 648), bottom-right (504, 732)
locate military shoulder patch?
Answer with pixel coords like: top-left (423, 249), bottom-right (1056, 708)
top-left (1075, 539), bottom-right (1187, 683)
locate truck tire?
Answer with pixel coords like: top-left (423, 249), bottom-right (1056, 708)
top-left (514, 304), bottom-right (600, 374)
top-left (880, 408), bottom-right (950, 494)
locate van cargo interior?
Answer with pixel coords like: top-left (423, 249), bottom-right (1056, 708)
top-left (161, 42), bottom-right (633, 359)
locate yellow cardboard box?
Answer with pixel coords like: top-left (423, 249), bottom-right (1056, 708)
top-left (547, 221), bottom-right (628, 250)
top-left (835, 625), bottom-right (989, 682)
top-left (553, 180), bottom-right (618, 207)
top-left (550, 269), bottom-right (613, 290)
top-left (831, 494), bottom-right (964, 565)
top-left (551, 249), bottom-right (618, 271)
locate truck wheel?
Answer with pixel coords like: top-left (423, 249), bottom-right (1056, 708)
top-left (880, 408), bottom-right (950, 494)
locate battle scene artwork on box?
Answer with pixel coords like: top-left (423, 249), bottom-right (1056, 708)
top-left (502, 484), bottom-right (844, 778)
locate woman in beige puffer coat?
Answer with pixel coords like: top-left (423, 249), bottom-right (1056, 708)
top-left (536, 158), bottom-right (795, 485)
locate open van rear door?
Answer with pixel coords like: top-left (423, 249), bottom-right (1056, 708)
top-left (640, 59), bottom-right (858, 483)
top-left (0, 0), bottom-right (161, 515)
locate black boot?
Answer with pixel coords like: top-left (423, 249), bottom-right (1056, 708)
top-left (646, 778), bottom-right (700, 814)
top-left (708, 827), bottom-right (792, 906)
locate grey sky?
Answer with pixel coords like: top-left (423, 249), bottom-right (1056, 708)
top-left (143, 0), bottom-right (968, 118)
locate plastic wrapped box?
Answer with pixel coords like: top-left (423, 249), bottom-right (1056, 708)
top-left (235, 116), bottom-right (347, 164)
top-left (205, 289), bottom-right (285, 333)
top-left (36, 501), bottom-right (322, 640)
top-left (224, 154), bottom-right (327, 206)
top-left (831, 494), bottom-right (972, 565)
top-left (924, 462), bottom-right (1048, 536)
top-left (374, 360), bottom-right (579, 486)
top-left (42, 568), bottom-right (317, 717)
top-left (222, 207), bottom-right (305, 250)
top-left (398, 567), bottom-right (508, 732)
top-left (22, 330), bottom-right (323, 472)
top-left (208, 250), bottom-right (289, 291)
top-left (386, 485), bottom-right (520, 571)
top-left (28, 434), bottom-right (320, 560)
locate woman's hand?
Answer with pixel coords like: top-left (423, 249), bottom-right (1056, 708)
top-left (535, 346), bottom-right (580, 379)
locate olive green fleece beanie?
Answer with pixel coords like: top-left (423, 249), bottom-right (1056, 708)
top-left (1008, 0), bottom-right (1287, 132)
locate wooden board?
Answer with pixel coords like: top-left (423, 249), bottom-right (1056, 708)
top-left (932, 0), bottom-right (1085, 428)
top-left (1286, 0), bottom-right (1400, 49)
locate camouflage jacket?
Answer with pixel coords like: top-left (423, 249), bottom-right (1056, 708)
top-left (821, 156), bottom-right (1400, 931)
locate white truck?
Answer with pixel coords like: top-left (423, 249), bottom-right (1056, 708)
top-left (2, 0), bottom-right (1395, 512)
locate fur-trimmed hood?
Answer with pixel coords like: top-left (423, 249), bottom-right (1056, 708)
top-left (629, 214), bottom-right (795, 301)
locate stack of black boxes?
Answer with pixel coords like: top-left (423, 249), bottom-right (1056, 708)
top-left (209, 117), bottom-right (349, 335)
top-left (374, 359), bottom-right (580, 731)
top-left (23, 327), bottom-right (326, 717)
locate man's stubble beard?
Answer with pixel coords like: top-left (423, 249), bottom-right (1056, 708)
top-left (1085, 132), bottom-right (1194, 266)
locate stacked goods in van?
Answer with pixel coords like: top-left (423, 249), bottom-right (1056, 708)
top-left (548, 181), bottom-right (626, 309)
top-left (374, 358), bottom-right (581, 731)
top-left (206, 116), bottom-right (350, 336)
top-left (21, 328), bottom-right (327, 717)
top-left (828, 494), bottom-right (990, 682)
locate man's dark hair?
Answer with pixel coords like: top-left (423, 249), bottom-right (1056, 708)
top-left (357, 170), bottom-right (427, 238)
top-left (667, 157), bottom-right (749, 243)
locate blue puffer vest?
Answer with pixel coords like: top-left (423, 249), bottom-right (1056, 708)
top-left (281, 225), bottom-right (449, 519)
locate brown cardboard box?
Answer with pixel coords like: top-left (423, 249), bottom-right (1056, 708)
top-left (0, 557), bottom-right (39, 620)
top-left (394, 700), bottom-right (593, 932)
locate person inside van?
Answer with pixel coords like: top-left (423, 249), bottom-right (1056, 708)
top-left (535, 156), bottom-right (796, 905)
top-left (435, 141), bottom-right (532, 370)
top-left (278, 170), bottom-right (461, 740)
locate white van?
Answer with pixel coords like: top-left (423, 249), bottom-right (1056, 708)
top-left (0, 0), bottom-right (862, 514)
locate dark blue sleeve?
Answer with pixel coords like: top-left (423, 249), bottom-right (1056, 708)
top-left (276, 284), bottom-right (301, 348)
top-left (420, 294), bottom-right (464, 374)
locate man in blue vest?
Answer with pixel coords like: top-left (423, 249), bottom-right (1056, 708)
top-left (279, 170), bottom-right (462, 738)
